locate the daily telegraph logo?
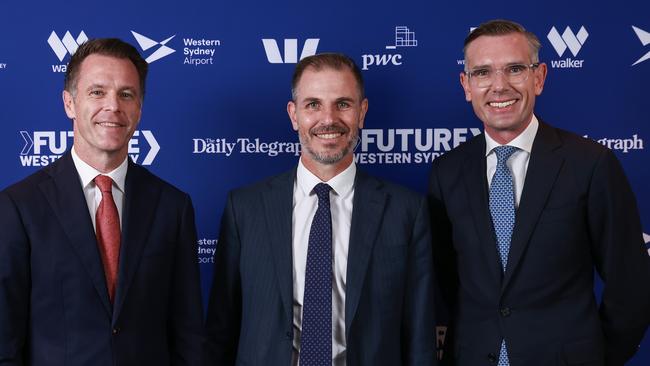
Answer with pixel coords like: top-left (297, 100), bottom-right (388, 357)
top-left (355, 127), bottom-right (481, 164)
top-left (19, 130), bottom-right (160, 167)
top-left (48, 30), bottom-right (88, 72)
top-left (262, 38), bottom-right (320, 64)
top-left (583, 134), bottom-right (644, 153)
top-left (361, 26), bottom-right (418, 70)
top-left (193, 137), bottom-right (301, 157)
top-left (631, 26), bottom-right (650, 66)
top-left (547, 26), bottom-right (588, 69)
top-left (131, 30), bottom-right (221, 66)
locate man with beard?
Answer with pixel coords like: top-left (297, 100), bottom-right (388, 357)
top-left (204, 53), bottom-right (437, 366)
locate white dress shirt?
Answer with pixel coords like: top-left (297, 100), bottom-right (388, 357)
top-left (485, 116), bottom-right (539, 207)
top-left (71, 147), bottom-right (128, 230)
top-left (291, 158), bottom-right (356, 366)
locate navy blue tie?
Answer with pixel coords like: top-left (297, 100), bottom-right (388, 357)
top-left (300, 183), bottom-right (332, 366)
top-left (489, 145), bottom-right (518, 366)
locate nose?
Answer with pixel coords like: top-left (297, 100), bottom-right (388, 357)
top-left (491, 70), bottom-right (509, 91)
top-left (103, 92), bottom-right (120, 112)
top-left (321, 105), bottom-right (338, 124)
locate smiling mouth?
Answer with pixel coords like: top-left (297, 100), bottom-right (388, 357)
top-left (315, 132), bottom-right (344, 139)
top-left (96, 122), bottom-right (124, 127)
top-left (489, 100), bottom-right (516, 108)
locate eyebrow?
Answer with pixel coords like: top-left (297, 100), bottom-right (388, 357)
top-left (469, 61), bottom-right (529, 70)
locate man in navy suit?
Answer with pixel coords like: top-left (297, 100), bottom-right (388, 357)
top-left (204, 53), bottom-right (436, 365)
top-left (0, 39), bottom-right (203, 365)
top-left (428, 19), bottom-right (650, 365)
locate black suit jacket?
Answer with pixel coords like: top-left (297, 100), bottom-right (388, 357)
top-left (204, 168), bottom-right (437, 365)
top-left (0, 152), bottom-right (204, 365)
top-left (428, 120), bottom-right (650, 366)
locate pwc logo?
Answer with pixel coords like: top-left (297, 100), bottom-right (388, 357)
top-left (361, 26), bottom-right (418, 71)
top-left (48, 30), bottom-right (88, 73)
top-left (19, 130), bottom-right (160, 167)
top-left (631, 26), bottom-right (650, 66)
top-left (547, 26), bottom-right (588, 69)
top-left (261, 38), bottom-right (319, 64)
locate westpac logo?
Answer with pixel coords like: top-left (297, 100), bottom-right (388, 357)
top-left (355, 127), bottom-right (481, 164)
top-left (131, 31), bottom-right (176, 63)
top-left (19, 130), bottom-right (160, 167)
top-left (631, 26), bottom-right (650, 66)
top-left (362, 26), bottom-right (418, 70)
top-left (262, 38), bottom-right (319, 64)
top-left (48, 31), bottom-right (88, 72)
top-left (547, 26), bottom-right (588, 69)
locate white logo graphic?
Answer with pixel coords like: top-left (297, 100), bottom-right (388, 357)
top-left (547, 26), bottom-right (588, 57)
top-left (385, 26), bottom-right (418, 49)
top-left (48, 31), bottom-right (88, 62)
top-left (644, 233), bottom-right (650, 256)
top-left (261, 39), bottom-right (319, 64)
top-left (632, 26), bottom-right (650, 66)
top-left (19, 130), bottom-right (159, 166)
top-left (131, 31), bottom-right (176, 63)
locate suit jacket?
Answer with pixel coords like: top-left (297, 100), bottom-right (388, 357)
top-left (0, 152), bottom-right (204, 366)
top-left (428, 120), bottom-right (650, 366)
top-left (204, 167), bottom-right (436, 365)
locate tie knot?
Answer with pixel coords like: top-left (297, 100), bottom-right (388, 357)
top-left (493, 145), bottom-right (518, 165)
top-left (94, 175), bottom-right (114, 193)
top-left (313, 183), bottom-right (332, 201)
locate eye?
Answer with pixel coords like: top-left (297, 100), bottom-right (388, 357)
top-left (89, 89), bottom-right (105, 97)
top-left (507, 65), bottom-right (526, 74)
top-left (306, 101), bottom-right (319, 109)
top-left (337, 101), bottom-right (350, 109)
top-left (119, 91), bottom-right (135, 99)
top-left (471, 68), bottom-right (491, 78)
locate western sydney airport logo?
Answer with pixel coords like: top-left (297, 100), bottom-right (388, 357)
top-left (632, 26), bottom-right (650, 66)
top-left (131, 30), bottom-right (221, 66)
top-left (19, 130), bottom-right (159, 167)
top-left (547, 25), bottom-right (588, 68)
top-left (361, 26), bottom-right (418, 70)
top-left (48, 30), bottom-right (88, 72)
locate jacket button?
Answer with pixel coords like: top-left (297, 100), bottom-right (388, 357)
top-left (500, 307), bottom-right (511, 317)
top-left (285, 331), bottom-right (292, 340)
top-left (112, 327), bottom-right (120, 335)
top-left (487, 353), bottom-right (497, 363)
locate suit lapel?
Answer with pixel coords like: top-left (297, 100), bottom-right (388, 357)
top-left (262, 170), bottom-right (295, 320)
top-left (112, 161), bottom-right (161, 320)
top-left (39, 153), bottom-right (113, 317)
top-left (462, 137), bottom-right (503, 284)
top-left (345, 170), bottom-right (387, 334)
top-left (502, 121), bottom-right (564, 290)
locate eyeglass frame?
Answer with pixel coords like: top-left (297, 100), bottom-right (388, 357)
top-left (464, 63), bottom-right (540, 87)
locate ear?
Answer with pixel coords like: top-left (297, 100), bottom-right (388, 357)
top-left (534, 62), bottom-right (548, 96)
top-left (287, 101), bottom-right (298, 131)
top-left (460, 72), bottom-right (472, 102)
top-left (62, 90), bottom-right (76, 119)
top-left (358, 98), bottom-right (368, 129)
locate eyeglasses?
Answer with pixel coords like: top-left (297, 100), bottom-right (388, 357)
top-left (465, 63), bottom-right (539, 88)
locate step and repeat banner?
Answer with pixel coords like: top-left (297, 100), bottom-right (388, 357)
top-left (1, 0), bottom-right (648, 363)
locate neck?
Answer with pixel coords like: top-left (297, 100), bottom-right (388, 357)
top-left (301, 154), bottom-right (353, 182)
top-left (74, 147), bottom-right (127, 173)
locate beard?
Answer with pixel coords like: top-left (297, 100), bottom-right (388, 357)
top-left (299, 123), bottom-right (359, 165)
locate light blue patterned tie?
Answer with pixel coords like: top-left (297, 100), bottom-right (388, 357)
top-left (300, 183), bottom-right (332, 366)
top-left (489, 145), bottom-right (518, 366)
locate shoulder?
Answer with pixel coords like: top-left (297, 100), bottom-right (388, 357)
top-left (128, 163), bottom-right (191, 202)
top-left (356, 169), bottom-right (425, 208)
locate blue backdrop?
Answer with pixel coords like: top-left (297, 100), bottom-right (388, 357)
top-left (1, 0), bottom-right (648, 363)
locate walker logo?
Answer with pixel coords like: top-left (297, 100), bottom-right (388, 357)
top-left (644, 233), bottom-right (650, 256)
top-left (19, 130), bottom-right (160, 167)
top-left (48, 31), bottom-right (88, 62)
top-left (131, 31), bottom-right (176, 63)
top-left (355, 127), bottom-right (481, 164)
top-left (262, 38), bottom-right (319, 64)
top-left (631, 26), bottom-right (650, 66)
top-left (547, 26), bottom-right (588, 68)
top-left (362, 26), bottom-right (418, 70)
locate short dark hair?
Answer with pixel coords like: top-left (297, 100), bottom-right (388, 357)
top-left (64, 38), bottom-right (148, 98)
top-left (463, 19), bottom-right (541, 65)
top-left (291, 53), bottom-right (365, 101)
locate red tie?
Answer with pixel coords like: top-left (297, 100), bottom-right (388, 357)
top-left (94, 175), bottom-right (121, 302)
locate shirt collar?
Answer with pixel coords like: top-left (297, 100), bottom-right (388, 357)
top-left (485, 115), bottom-right (539, 156)
top-left (296, 158), bottom-right (356, 197)
top-left (71, 147), bottom-right (128, 193)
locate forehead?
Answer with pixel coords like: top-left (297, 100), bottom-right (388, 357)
top-left (465, 33), bottom-right (531, 66)
top-left (294, 66), bottom-right (360, 99)
top-left (76, 54), bottom-right (140, 88)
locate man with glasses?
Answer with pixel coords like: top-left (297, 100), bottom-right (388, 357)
top-left (429, 19), bottom-right (650, 365)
